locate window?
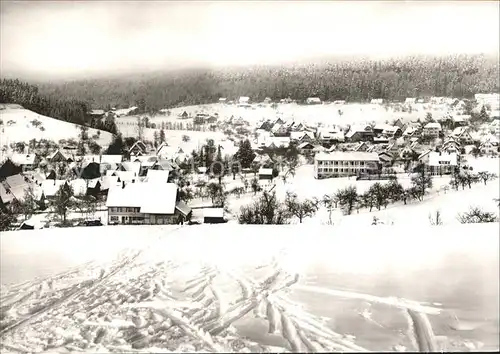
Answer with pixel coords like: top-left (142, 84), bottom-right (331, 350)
top-left (334, 161), bottom-right (338, 166)
top-left (110, 216), bottom-right (119, 221)
top-left (334, 168), bottom-right (338, 172)
top-left (360, 161), bottom-right (365, 166)
top-left (318, 161), bottom-right (324, 165)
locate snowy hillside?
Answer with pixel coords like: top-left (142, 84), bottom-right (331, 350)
top-left (0, 105), bottom-right (113, 147)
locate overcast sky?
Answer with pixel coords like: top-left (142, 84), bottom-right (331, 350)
top-left (1, 1), bottom-right (499, 79)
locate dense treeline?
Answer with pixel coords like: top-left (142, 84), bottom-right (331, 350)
top-left (0, 79), bottom-right (117, 134)
top-left (34, 54), bottom-right (499, 111)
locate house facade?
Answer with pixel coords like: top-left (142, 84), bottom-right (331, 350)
top-left (106, 182), bottom-right (191, 225)
top-left (427, 152), bottom-right (458, 176)
top-left (314, 152), bottom-right (380, 179)
top-left (422, 122), bottom-right (442, 138)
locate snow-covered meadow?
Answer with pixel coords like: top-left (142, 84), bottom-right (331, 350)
top-left (127, 102), bottom-right (450, 128)
top-left (1, 224), bottom-right (498, 352)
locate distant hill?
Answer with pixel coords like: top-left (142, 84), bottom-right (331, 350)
top-left (33, 54), bottom-right (500, 111)
top-left (0, 106), bottom-right (113, 147)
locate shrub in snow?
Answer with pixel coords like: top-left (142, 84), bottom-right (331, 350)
top-left (457, 207), bottom-right (498, 224)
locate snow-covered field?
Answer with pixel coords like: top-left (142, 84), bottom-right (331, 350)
top-left (1, 224), bottom-right (498, 352)
top-left (128, 102), bottom-right (450, 128)
top-left (117, 124), bottom-right (239, 157)
top-left (0, 106), bottom-right (113, 147)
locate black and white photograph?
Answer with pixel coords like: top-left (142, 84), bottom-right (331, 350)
top-left (0, 0), bottom-right (499, 352)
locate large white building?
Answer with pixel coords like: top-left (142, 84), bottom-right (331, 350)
top-left (314, 152), bottom-right (379, 179)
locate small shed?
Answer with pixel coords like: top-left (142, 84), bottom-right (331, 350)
top-left (203, 208), bottom-right (225, 224)
top-left (258, 168), bottom-right (274, 180)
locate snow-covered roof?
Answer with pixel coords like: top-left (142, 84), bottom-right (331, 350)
top-left (68, 179), bottom-right (87, 197)
top-left (297, 142), bottom-right (314, 149)
top-left (119, 162), bottom-right (141, 176)
top-left (100, 155), bottom-right (123, 164)
top-left (11, 153), bottom-right (37, 166)
top-left (114, 106), bottom-right (138, 117)
top-left (107, 170), bottom-right (137, 182)
top-left (239, 96), bottom-right (250, 103)
top-left (203, 208), bottom-right (224, 218)
top-left (42, 179), bottom-right (67, 197)
top-left (315, 152), bottom-right (379, 161)
top-left (259, 168), bottom-right (273, 175)
top-left (81, 155), bottom-right (101, 164)
top-left (428, 152), bottom-right (458, 166)
top-left (106, 182), bottom-right (178, 214)
top-left (424, 122), bottom-right (442, 130)
top-left (100, 175), bottom-right (120, 191)
top-left (145, 169), bottom-right (170, 183)
top-left (402, 126), bottom-right (418, 136)
top-left (47, 150), bottom-right (70, 161)
top-left (89, 109), bottom-right (105, 115)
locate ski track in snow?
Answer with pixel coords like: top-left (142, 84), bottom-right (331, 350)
top-left (0, 227), bottom-right (482, 353)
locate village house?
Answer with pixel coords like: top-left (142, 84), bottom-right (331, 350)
top-left (489, 120), bottom-right (500, 136)
top-left (11, 153), bottom-right (40, 171)
top-left (317, 128), bottom-right (345, 145)
top-left (106, 182), bottom-right (192, 225)
top-left (88, 109), bottom-right (106, 121)
top-left (479, 136), bottom-right (499, 155)
top-left (345, 125), bottom-right (375, 142)
top-left (128, 141), bottom-right (148, 157)
top-left (314, 152), bottom-right (380, 179)
top-left (392, 119), bottom-right (405, 129)
top-left (422, 122), bottom-right (442, 138)
top-left (475, 93), bottom-right (500, 111)
top-left (427, 152), bottom-right (458, 176)
top-left (144, 169), bottom-right (170, 183)
top-left (297, 142), bottom-right (315, 152)
top-left (0, 182), bottom-right (14, 207)
top-left (41, 179), bottom-right (68, 200)
top-left (219, 98), bottom-right (227, 104)
top-left (0, 159), bottom-right (23, 179)
top-left (290, 131), bottom-right (315, 143)
top-left (257, 120), bottom-right (273, 131)
top-left (378, 151), bottom-right (394, 167)
top-left (2, 174), bottom-right (33, 203)
top-left (47, 150), bottom-right (72, 164)
top-left (203, 208), bottom-right (226, 224)
top-left (370, 98), bottom-right (384, 105)
top-left (271, 123), bottom-right (289, 137)
top-left (258, 168), bottom-right (274, 181)
top-left (441, 138), bottom-right (461, 154)
top-left (451, 127), bottom-right (474, 145)
top-left (306, 97), bottom-right (322, 105)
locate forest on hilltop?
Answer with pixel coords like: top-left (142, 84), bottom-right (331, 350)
top-left (1, 55), bottom-right (499, 129)
top-left (34, 54), bottom-right (499, 111)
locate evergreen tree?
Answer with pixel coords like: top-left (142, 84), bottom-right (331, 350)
top-left (106, 134), bottom-right (125, 155)
top-left (234, 139), bottom-right (256, 168)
